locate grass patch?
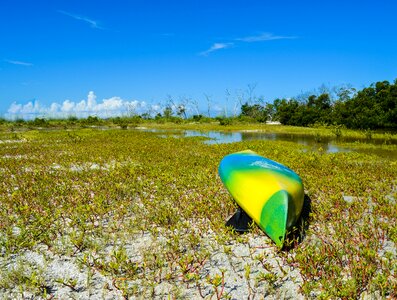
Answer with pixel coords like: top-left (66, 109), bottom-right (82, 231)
top-left (0, 127), bottom-right (396, 298)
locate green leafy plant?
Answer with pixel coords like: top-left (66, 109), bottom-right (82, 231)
top-left (0, 124), bottom-right (395, 298)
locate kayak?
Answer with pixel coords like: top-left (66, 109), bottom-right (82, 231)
top-left (219, 150), bottom-right (304, 247)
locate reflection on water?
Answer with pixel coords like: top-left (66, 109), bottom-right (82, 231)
top-left (184, 130), bottom-right (350, 153)
top-left (184, 131), bottom-right (242, 144)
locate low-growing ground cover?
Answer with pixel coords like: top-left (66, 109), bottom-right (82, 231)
top-left (0, 127), bottom-right (396, 299)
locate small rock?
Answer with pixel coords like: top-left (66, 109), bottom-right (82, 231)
top-left (343, 195), bottom-right (355, 203)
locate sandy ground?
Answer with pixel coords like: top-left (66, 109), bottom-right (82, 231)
top-left (0, 231), bottom-right (305, 299)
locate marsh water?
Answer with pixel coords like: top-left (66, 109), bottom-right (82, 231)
top-left (140, 128), bottom-right (397, 159)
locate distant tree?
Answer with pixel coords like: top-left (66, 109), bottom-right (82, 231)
top-left (335, 85), bottom-right (356, 102)
top-left (224, 89), bottom-right (231, 117)
top-left (191, 98), bottom-right (201, 116)
top-left (192, 114), bottom-right (203, 122)
top-left (68, 115), bottom-right (78, 122)
top-left (275, 99), bottom-right (299, 125)
top-left (176, 104), bottom-right (187, 119)
top-left (176, 96), bottom-right (191, 119)
top-left (264, 103), bottom-right (276, 121)
top-left (204, 93), bottom-right (212, 117)
top-left (240, 102), bottom-right (267, 122)
top-left (141, 112), bottom-right (151, 120)
top-left (31, 117), bottom-right (48, 127)
top-left (163, 106), bottom-right (173, 119)
top-left (246, 83), bottom-right (258, 104)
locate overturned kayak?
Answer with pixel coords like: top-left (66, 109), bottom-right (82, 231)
top-left (219, 150), bottom-right (304, 247)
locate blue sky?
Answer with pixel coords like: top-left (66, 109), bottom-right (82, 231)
top-left (1, 0), bottom-right (397, 118)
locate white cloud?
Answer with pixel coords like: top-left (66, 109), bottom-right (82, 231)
top-left (87, 91), bottom-right (97, 110)
top-left (8, 102), bottom-right (23, 114)
top-left (58, 10), bottom-right (104, 29)
top-left (6, 91), bottom-right (150, 120)
top-left (236, 32), bottom-right (297, 42)
top-left (4, 59), bottom-right (33, 66)
top-left (98, 97), bottom-right (123, 111)
top-left (150, 104), bottom-right (162, 114)
top-left (199, 43), bottom-right (234, 56)
top-left (21, 102), bottom-right (34, 114)
top-left (61, 100), bottom-right (75, 112)
top-left (75, 100), bottom-right (86, 112)
top-left (7, 101), bottom-right (41, 117)
top-left (50, 103), bottom-right (60, 113)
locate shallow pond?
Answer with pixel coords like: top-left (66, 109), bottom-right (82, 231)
top-left (140, 128), bottom-right (397, 160)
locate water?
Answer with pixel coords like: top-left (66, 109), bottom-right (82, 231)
top-left (184, 130), bottom-right (350, 153)
top-left (139, 128), bottom-right (397, 159)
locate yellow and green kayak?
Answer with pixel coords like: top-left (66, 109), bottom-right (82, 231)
top-left (219, 150), bottom-right (304, 247)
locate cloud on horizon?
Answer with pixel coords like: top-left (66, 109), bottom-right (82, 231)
top-left (58, 10), bottom-right (104, 29)
top-left (6, 91), bottom-right (159, 120)
top-left (4, 59), bottom-right (33, 66)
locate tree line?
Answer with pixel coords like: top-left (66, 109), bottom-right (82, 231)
top-left (2, 79), bottom-right (396, 130)
top-left (241, 79), bottom-right (397, 130)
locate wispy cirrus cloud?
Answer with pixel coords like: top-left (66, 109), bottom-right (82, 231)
top-left (4, 59), bottom-right (33, 66)
top-left (199, 43), bottom-right (234, 56)
top-left (58, 10), bottom-right (104, 29)
top-left (236, 32), bottom-right (298, 42)
top-left (200, 32), bottom-right (297, 56)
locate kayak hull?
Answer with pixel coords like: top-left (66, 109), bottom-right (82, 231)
top-left (219, 150), bottom-right (304, 247)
